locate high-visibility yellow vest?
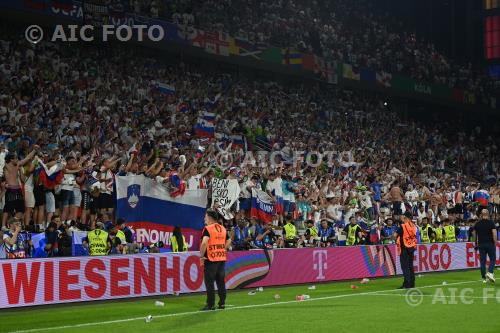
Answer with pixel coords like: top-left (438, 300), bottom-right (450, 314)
top-left (284, 223), bottom-right (297, 240)
top-left (115, 230), bottom-right (126, 244)
top-left (347, 224), bottom-right (360, 246)
top-left (435, 227), bottom-right (443, 242)
top-left (87, 229), bottom-right (109, 256)
top-left (420, 225), bottom-right (430, 243)
top-left (444, 225), bottom-right (456, 243)
top-left (307, 227), bottom-right (318, 237)
top-left (171, 235), bottom-right (188, 252)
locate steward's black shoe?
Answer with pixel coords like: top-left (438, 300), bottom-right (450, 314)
top-left (218, 304), bottom-right (225, 310)
top-left (201, 305), bottom-right (215, 311)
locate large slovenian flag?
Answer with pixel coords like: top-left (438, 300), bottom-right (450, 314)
top-left (250, 188), bottom-right (275, 224)
top-left (116, 175), bottom-right (208, 250)
top-left (474, 189), bottom-right (490, 207)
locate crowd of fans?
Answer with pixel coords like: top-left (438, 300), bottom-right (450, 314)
top-left (0, 25), bottom-right (499, 259)
top-left (123, 0), bottom-right (498, 102)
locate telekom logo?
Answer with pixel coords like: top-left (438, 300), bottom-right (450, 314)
top-left (313, 250), bottom-right (328, 280)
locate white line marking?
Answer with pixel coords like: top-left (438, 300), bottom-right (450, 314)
top-left (373, 293), bottom-right (500, 300)
top-left (7, 280), bottom-right (479, 333)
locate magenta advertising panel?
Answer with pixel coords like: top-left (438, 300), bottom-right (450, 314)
top-left (2, 243), bottom-right (498, 308)
top-left (225, 245), bottom-right (397, 289)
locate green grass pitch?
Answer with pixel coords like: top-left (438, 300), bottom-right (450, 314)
top-left (1, 270), bottom-right (499, 333)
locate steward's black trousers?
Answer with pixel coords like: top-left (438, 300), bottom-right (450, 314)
top-left (400, 247), bottom-right (415, 288)
top-left (204, 260), bottom-right (226, 307)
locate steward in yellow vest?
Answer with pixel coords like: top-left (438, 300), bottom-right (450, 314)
top-left (443, 219), bottom-right (456, 243)
top-left (434, 223), bottom-right (444, 243)
top-left (419, 217), bottom-right (435, 243)
top-left (86, 222), bottom-right (111, 256)
top-left (282, 219), bottom-right (298, 248)
top-left (302, 220), bottom-right (319, 247)
top-left (171, 226), bottom-right (188, 252)
top-left (344, 217), bottom-right (363, 246)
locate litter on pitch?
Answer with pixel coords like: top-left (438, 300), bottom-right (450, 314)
top-left (296, 295), bottom-right (310, 301)
top-left (154, 301), bottom-right (165, 307)
top-left (145, 315), bottom-right (153, 323)
top-left (350, 285), bottom-right (359, 289)
top-left (257, 287), bottom-right (264, 292)
top-left (308, 285), bottom-right (316, 290)
top-left (274, 294), bottom-right (281, 300)
top-left (442, 281), bottom-right (447, 285)
top-left (248, 291), bottom-right (257, 296)
top-left (360, 278), bottom-right (370, 284)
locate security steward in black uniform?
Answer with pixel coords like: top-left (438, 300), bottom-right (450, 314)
top-left (199, 209), bottom-right (231, 311)
top-left (395, 211), bottom-right (417, 288)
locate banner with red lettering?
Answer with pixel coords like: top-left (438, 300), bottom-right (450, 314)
top-left (1, 243), bottom-right (498, 308)
top-left (0, 253), bottom-right (205, 309)
top-left (396, 242), bottom-right (500, 274)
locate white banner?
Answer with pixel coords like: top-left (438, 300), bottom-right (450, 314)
top-left (211, 178), bottom-right (240, 220)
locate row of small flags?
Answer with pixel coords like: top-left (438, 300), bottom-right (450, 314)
top-left (156, 82), bottom-right (176, 95)
top-left (342, 64), bottom-right (392, 87)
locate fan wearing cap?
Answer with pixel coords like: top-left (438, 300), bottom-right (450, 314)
top-left (2, 145), bottom-right (39, 228)
top-left (394, 211), bottom-right (417, 289)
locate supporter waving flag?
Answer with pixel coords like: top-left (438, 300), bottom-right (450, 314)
top-left (250, 188), bottom-right (275, 224)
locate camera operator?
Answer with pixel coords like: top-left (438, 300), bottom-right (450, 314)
top-left (57, 222), bottom-right (73, 257)
top-left (0, 230), bottom-right (6, 259)
top-left (44, 221), bottom-right (59, 257)
top-left (109, 224), bottom-right (128, 255)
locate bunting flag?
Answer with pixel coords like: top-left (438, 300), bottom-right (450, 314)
top-left (302, 53), bottom-right (315, 71)
top-left (24, 0), bottom-right (46, 10)
top-left (52, 0), bottom-right (74, 11)
top-left (376, 71), bottom-right (392, 87)
top-left (342, 64), bottom-right (360, 80)
top-left (204, 31), bottom-right (229, 56)
top-left (234, 38), bottom-right (261, 58)
top-left (282, 49), bottom-right (302, 68)
top-left (258, 47), bottom-right (282, 64)
top-left (156, 82), bottom-right (176, 95)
